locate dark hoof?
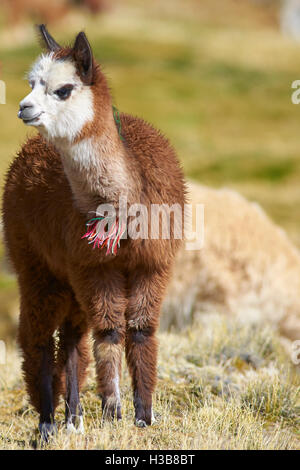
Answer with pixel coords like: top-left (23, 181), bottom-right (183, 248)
top-left (39, 422), bottom-right (57, 444)
top-left (134, 410), bottom-right (153, 427)
top-left (134, 394), bottom-right (153, 427)
top-left (134, 404), bottom-right (153, 427)
top-left (135, 411), bottom-right (155, 428)
top-left (135, 419), bottom-right (147, 428)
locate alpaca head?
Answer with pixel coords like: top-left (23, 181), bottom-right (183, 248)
top-left (18, 25), bottom-right (109, 142)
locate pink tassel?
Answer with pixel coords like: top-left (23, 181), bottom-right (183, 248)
top-left (81, 217), bottom-right (126, 255)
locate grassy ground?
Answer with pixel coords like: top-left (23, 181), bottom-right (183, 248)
top-left (0, 0), bottom-right (299, 450)
top-left (0, 314), bottom-right (299, 450)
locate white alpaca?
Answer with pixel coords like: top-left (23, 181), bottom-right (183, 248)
top-left (163, 182), bottom-right (300, 342)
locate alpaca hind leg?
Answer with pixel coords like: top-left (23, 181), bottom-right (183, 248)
top-left (56, 315), bottom-right (90, 433)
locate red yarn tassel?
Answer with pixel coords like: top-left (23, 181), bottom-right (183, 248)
top-left (82, 216), bottom-right (126, 255)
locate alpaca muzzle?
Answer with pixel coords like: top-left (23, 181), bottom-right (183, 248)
top-left (18, 108), bottom-right (42, 123)
top-left (18, 102), bottom-right (42, 123)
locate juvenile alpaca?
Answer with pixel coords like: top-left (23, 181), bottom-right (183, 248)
top-left (2, 26), bottom-right (186, 440)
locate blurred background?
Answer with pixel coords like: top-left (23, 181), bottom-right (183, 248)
top-left (0, 0), bottom-right (300, 341)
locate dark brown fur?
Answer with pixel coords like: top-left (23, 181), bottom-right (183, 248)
top-left (2, 28), bottom-right (186, 438)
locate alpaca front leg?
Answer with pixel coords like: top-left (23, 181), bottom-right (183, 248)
top-left (126, 326), bottom-right (158, 427)
top-left (93, 328), bottom-right (124, 420)
top-left (125, 269), bottom-right (169, 427)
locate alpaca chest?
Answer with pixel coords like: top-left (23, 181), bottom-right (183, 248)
top-left (59, 137), bottom-right (132, 214)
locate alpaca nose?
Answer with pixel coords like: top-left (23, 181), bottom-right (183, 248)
top-left (18, 102), bottom-right (34, 119)
top-left (19, 102), bottom-right (33, 111)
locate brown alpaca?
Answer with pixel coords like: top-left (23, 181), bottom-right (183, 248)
top-left (2, 26), bottom-right (186, 441)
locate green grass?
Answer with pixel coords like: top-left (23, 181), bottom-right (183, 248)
top-left (241, 374), bottom-right (299, 425)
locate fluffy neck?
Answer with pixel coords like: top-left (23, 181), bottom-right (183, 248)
top-left (55, 114), bottom-right (136, 216)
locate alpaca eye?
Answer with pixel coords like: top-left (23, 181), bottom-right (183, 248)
top-left (54, 85), bottom-right (74, 100)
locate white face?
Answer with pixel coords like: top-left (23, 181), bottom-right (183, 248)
top-left (18, 53), bottom-right (94, 142)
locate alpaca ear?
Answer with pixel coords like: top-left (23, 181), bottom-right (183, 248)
top-left (73, 32), bottom-right (93, 85)
top-left (37, 24), bottom-right (61, 51)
